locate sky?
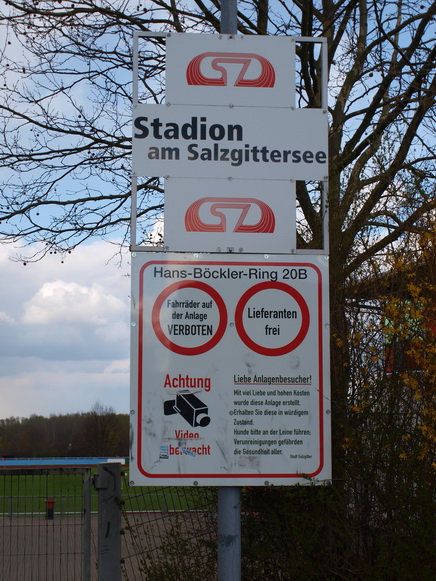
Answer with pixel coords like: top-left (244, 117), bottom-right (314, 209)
top-left (0, 240), bottom-right (131, 419)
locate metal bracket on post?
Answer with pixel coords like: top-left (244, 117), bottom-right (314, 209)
top-left (93, 463), bottom-right (122, 581)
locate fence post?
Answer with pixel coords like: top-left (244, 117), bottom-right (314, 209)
top-left (93, 462), bottom-right (122, 581)
top-left (83, 468), bottom-right (92, 581)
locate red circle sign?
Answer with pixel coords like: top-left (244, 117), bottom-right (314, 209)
top-left (152, 280), bottom-right (227, 356)
top-left (234, 281), bottom-right (310, 356)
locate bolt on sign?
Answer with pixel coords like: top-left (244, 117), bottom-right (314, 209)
top-left (129, 252), bottom-right (331, 486)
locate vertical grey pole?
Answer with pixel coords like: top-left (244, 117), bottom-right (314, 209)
top-left (131, 31), bottom-right (139, 251)
top-left (83, 468), bottom-right (92, 581)
top-left (218, 5), bottom-right (241, 581)
top-left (221, 0), bottom-right (238, 34)
top-left (218, 486), bottom-right (241, 581)
top-left (320, 39), bottom-right (330, 254)
top-left (94, 463), bottom-right (121, 581)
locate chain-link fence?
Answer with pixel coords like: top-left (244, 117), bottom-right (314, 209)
top-left (0, 468), bottom-right (94, 581)
top-left (121, 482), bottom-right (217, 580)
top-left (0, 466), bottom-right (218, 581)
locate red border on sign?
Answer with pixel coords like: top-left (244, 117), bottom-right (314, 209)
top-left (135, 259), bottom-right (326, 482)
top-left (152, 280), bottom-right (227, 356)
top-left (234, 281), bottom-right (310, 356)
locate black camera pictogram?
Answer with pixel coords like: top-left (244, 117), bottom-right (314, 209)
top-left (164, 391), bottom-right (211, 428)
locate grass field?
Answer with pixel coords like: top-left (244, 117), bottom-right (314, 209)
top-left (0, 470), bottom-right (216, 516)
top-left (0, 471), bottom-right (89, 515)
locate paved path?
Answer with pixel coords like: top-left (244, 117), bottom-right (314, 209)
top-left (1, 512), bottom-right (217, 580)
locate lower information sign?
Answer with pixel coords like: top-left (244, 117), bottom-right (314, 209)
top-left (129, 252), bottom-right (331, 486)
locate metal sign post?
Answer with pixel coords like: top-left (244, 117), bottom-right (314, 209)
top-left (221, 0), bottom-right (238, 35)
top-left (218, 4), bottom-right (240, 579)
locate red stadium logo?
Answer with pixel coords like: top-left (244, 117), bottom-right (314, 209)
top-left (184, 197), bottom-right (275, 233)
top-left (186, 52), bottom-right (275, 88)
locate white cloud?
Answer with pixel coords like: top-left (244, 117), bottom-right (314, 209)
top-left (22, 280), bottom-right (125, 325)
top-left (0, 361), bottom-right (129, 418)
top-left (0, 312), bottom-right (15, 324)
top-left (0, 240), bottom-right (131, 417)
top-left (104, 359), bottom-right (130, 374)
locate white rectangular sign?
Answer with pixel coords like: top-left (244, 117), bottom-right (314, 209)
top-left (165, 33), bottom-right (295, 108)
top-left (132, 104), bottom-right (328, 181)
top-left (129, 253), bottom-right (331, 486)
top-left (164, 178), bottom-right (296, 253)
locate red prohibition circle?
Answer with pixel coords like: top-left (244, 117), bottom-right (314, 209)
top-left (152, 280), bottom-right (227, 356)
top-left (234, 281), bottom-right (310, 356)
